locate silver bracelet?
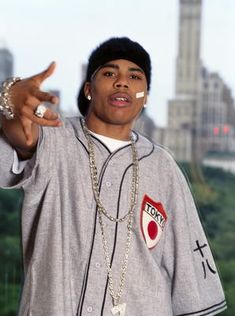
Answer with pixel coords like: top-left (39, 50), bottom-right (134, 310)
top-left (0, 77), bottom-right (22, 120)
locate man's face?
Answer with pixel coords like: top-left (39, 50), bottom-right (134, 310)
top-left (84, 59), bottom-right (148, 131)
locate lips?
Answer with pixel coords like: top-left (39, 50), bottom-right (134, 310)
top-left (109, 92), bottom-right (131, 107)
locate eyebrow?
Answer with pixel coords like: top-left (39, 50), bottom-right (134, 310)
top-left (100, 63), bottom-right (144, 73)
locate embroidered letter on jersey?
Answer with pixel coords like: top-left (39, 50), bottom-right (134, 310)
top-left (140, 195), bottom-right (167, 249)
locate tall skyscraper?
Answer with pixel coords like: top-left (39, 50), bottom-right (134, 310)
top-left (0, 45), bottom-right (13, 84)
top-left (176, 0), bottom-right (202, 96)
top-left (167, 0), bottom-right (203, 161)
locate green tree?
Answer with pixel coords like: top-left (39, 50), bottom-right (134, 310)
top-left (0, 189), bottom-right (23, 316)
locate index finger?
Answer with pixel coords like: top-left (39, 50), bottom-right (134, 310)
top-left (31, 61), bottom-right (56, 85)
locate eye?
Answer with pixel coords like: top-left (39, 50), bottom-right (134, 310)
top-left (130, 73), bottom-right (142, 80)
top-left (103, 71), bottom-right (115, 77)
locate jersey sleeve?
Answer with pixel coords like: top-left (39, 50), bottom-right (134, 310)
top-left (162, 159), bottom-right (227, 316)
top-left (0, 126), bottom-right (54, 190)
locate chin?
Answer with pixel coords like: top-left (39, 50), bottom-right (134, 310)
top-left (104, 114), bottom-right (135, 126)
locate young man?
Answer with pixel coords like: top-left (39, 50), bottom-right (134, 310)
top-left (0, 37), bottom-right (226, 315)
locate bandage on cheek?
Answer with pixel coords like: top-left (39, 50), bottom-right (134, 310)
top-left (136, 91), bottom-right (145, 99)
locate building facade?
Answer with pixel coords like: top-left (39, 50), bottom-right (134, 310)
top-left (0, 46), bottom-right (13, 84)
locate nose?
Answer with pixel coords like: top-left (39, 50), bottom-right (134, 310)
top-left (114, 75), bottom-right (129, 89)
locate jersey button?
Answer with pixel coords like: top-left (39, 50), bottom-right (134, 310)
top-left (87, 306), bottom-right (93, 313)
top-left (106, 181), bottom-right (111, 187)
top-left (95, 262), bottom-right (101, 268)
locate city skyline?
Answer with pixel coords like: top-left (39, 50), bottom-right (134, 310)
top-left (1, 0), bottom-right (235, 126)
top-left (167, 0), bottom-right (235, 161)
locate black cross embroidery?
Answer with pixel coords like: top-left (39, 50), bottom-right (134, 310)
top-left (193, 240), bottom-right (217, 279)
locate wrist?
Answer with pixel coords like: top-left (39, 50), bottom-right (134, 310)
top-left (0, 77), bottom-right (22, 120)
top-left (14, 144), bottom-right (36, 160)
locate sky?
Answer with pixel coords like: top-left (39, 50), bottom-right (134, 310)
top-left (0, 0), bottom-right (235, 127)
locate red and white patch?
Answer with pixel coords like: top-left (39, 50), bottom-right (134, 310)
top-left (140, 195), bottom-right (167, 249)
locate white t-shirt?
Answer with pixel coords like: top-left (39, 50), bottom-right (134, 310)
top-left (90, 131), bottom-right (131, 152)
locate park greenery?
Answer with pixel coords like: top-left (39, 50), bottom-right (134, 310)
top-left (0, 164), bottom-right (234, 315)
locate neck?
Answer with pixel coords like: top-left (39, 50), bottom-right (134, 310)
top-left (84, 115), bottom-right (133, 141)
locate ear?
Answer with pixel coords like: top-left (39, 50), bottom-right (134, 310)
top-left (84, 82), bottom-right (91, 99)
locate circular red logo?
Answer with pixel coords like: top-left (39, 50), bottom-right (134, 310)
top-left (147, 220), bottom-right (158, 240)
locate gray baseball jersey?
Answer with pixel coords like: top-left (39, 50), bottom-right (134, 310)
top-left (0, 117), bottom-right (226, 316)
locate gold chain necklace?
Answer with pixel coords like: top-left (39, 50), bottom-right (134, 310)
top-left (82, 120), bottom-right (139, 315)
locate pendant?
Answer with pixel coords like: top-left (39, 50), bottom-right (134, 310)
top-left (111, 303), bottom-right (126, 316)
